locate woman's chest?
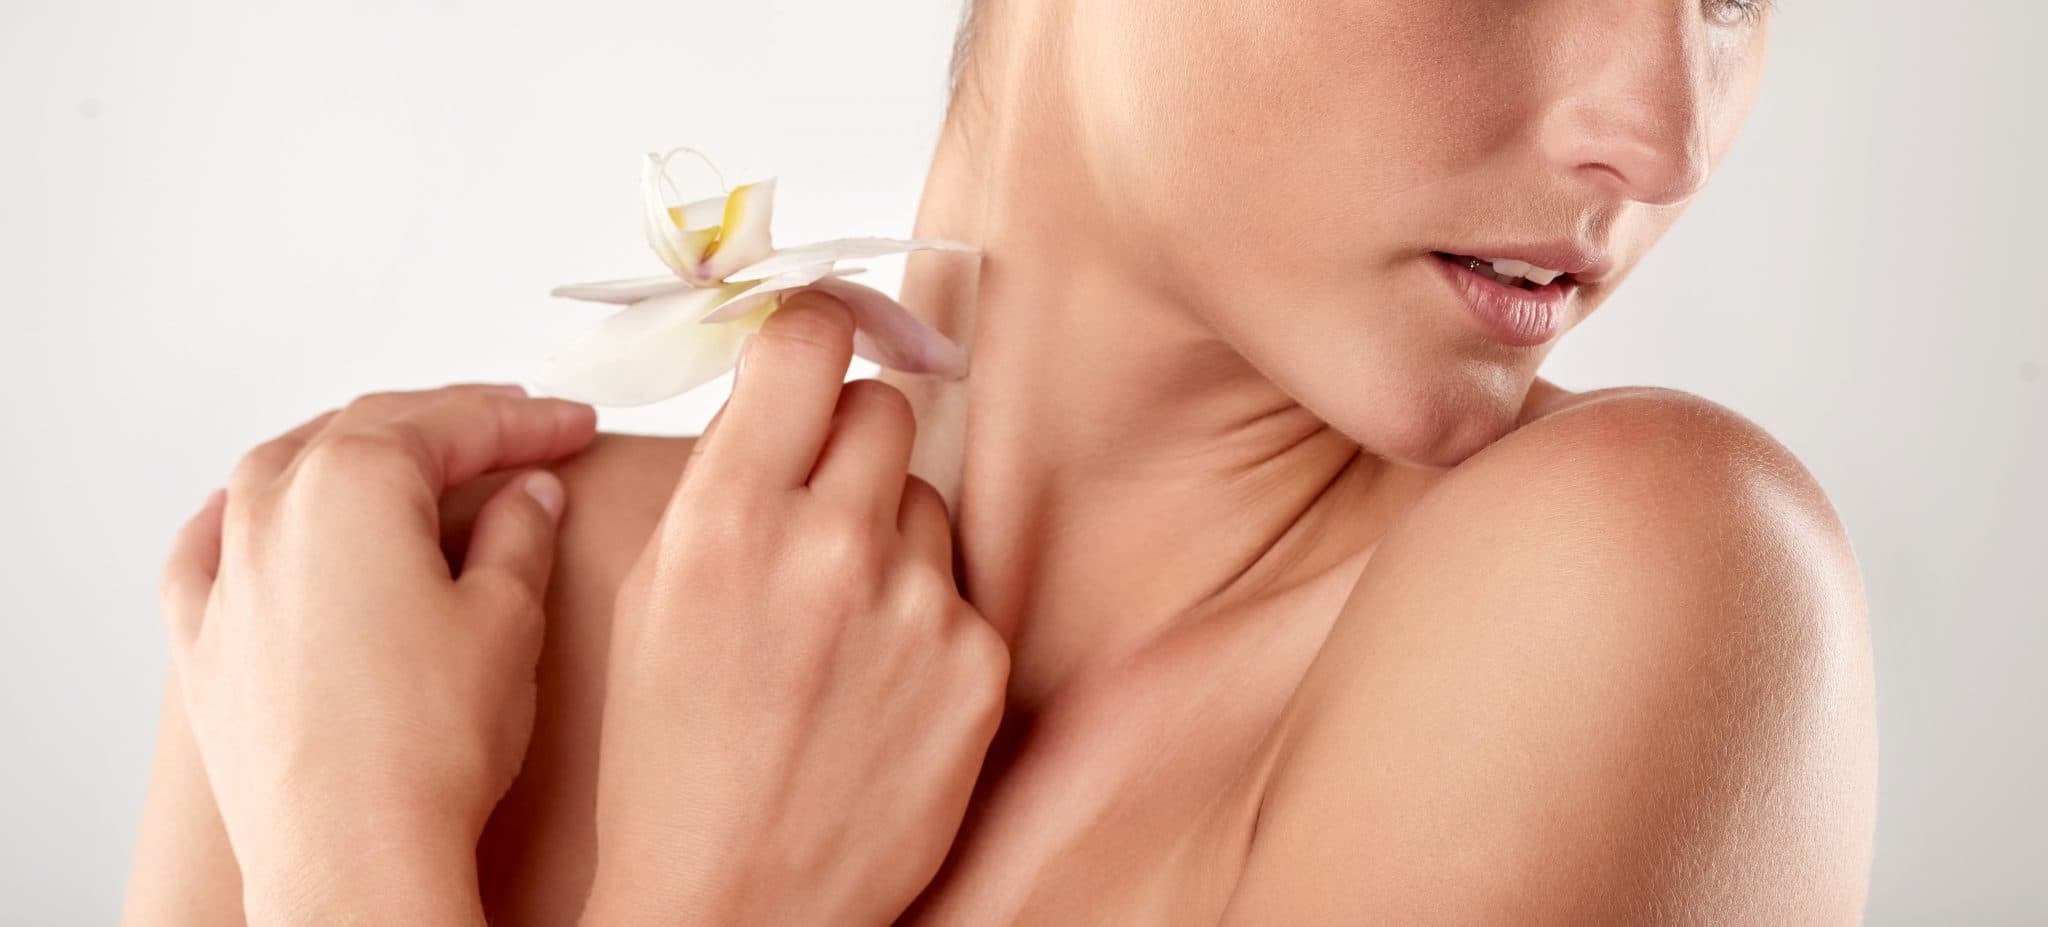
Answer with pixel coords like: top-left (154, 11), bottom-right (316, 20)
top-left (894, 593), bottom-right (1348, 927)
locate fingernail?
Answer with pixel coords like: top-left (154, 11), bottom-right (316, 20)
top-left (522, 471), bottom-right (564, 517)
top-left (735, 334), bottom-right (754, 382)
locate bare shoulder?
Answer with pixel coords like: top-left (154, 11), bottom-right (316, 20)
top-left (439, 430), bottom-right (698, 591)
top-left (1388, 383), bottom-right (1868, 673)
top-left (1473, 383), bottom-right (1852, 552)
top-left (1519, 381), bottom-right (1829, 481)
top-left (548, 431), bottom-right (699, 576)
top-left (1218, 386), bottom-right (1877, 925)
top-left (470, 430), bottom-right (699, 926)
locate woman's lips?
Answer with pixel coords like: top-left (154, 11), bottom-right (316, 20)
top-left (1429, 252), bottom-right (1573, 348)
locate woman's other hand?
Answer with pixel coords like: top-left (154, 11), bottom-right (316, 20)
top-left (583, 292), bottom-right (1010, 927)
top-left (156, 383), bottom-right (597, 924)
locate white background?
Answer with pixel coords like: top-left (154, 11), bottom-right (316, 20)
top-left (2, 1), bottom-right (2042, 922)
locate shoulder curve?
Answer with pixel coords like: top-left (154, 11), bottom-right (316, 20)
top-left (1500, 384), bottom-right (1810, 484)
top-left (1368, 384), bottom-right (1872, 666)
top-left (1424, 384), bottom-right (1855, 571)
top-left (1225, 387), bottom-right (1879, 924)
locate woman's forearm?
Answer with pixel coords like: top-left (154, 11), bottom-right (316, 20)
top-left (124, 665), bottom-right (493, 927)
top-left (120, 666), bottom-right (245, 926)
top-left (239, 831), bottom-right (488, 927)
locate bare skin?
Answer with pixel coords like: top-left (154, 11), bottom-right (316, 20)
top-left (155, 387), bottom-right (594, 925)
top-left (125, 0), bottom-right (1877, 923)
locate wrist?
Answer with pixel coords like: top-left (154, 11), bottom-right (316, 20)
top-left (580, 862), bottom-right (737, 927)
top-left (581, 843), bottom-right (784, 927)
top-left (241, 811), bottom-right (484, 927)
top-left (580, 851), bottom-right (892, 927)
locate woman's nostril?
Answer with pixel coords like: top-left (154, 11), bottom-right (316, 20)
top-left (1540, 82), bottom-right (1715, 206)
top-left (1560, 133), bottom-right (1711, 207)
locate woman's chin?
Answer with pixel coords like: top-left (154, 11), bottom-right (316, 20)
top-left (1316, 368), bottom-right (1533, 469)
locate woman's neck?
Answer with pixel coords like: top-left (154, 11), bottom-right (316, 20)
top-left (879, 55), bottom-right (1425, 712)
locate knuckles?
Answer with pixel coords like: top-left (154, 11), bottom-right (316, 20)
top-left (226, 414), bottom-right (428, 496)
top-left (956, 618), bottom-right (1012, 707)
top-left (338, 383), bottom-right (490, 419)
top-left (653, 486), bottom-right (773, 561)
top-left (803, 509), bottom-right (888, 580)
top-left (883, 563), bottom-right (967, 633)
top-left (227, 443), bottom-right (288, 493)
top-left (294, 428), bottom-right (422, 486)
top-left (343, 389), bottom-right (412, 417)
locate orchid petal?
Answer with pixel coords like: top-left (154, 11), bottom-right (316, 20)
top-left (642, 152), bottom-right (710, 280)
top-left (549, 275), bottom-right (694, 305)
top-left (802, 276), bottom-right (968, 378)
top-left (535, 282), bottom-right (770, 406)
top-left (695, 262), bottom-right (863, 325)
top-left (697, 178), bottom-right (780, 282)
top-left (676, 193), bottom-right (727, 230)
top-left (724, 237), bottom-right (979, 282)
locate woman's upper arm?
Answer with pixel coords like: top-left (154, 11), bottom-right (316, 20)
top-left (119, 431), bottom-right (697, 927)
top-left (1219, 390), bottom-right (1877, 926)
top-left (466, 431), bottom-right (695, 926)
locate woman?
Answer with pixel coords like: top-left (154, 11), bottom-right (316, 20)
top-left (124, 0), bottom-right (1878, 923)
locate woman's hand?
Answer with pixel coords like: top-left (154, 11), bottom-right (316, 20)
top-left (156, 383), bottom-right (598, 924)
top-left (583, 292), bottom-right (1010, 927)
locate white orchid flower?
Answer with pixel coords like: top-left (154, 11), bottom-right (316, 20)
top-left (538, 147), bottom-right (979, 407)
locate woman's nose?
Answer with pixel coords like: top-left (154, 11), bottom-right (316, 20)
top-left (1537, 6), bottom-right (1714, 207)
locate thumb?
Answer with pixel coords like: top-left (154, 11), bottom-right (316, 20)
top-left (459, 469), bottom-right (567, 619)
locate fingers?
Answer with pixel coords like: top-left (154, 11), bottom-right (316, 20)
top-left (897, 474), bottom-right (955, 570)
top-left (340, 382), bottom-right (529, 421)
top-left (230, 384), bottom-right (533, 491)
top-left (808, 379), bottom-right (917, 520)
top-left (437, 469), bottom-right (523, 570)
top-left (229, 408), bottom-right (340, 492)
top-left (459, 470), bottom-right (568, 632)
top-left (690, 291), bottom-right (856, 491)
top-left (374, 391), bottom-right (598, 496)
top-left (685, 400), bottom-right (731, 475)
top-left (159, 488), bottom-right (228, 649)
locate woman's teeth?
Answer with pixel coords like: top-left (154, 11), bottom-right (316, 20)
top-left (1483, 258), bottom-right (1565, 286)
top-left (1445, 253), bottom-right (1568, 289)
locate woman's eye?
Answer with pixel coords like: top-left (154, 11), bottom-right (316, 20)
top-left (1705, 0), bottom-right (1774, 27)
